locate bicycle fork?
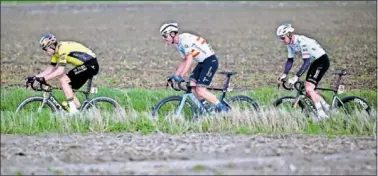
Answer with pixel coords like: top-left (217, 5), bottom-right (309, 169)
top-left (39, 92), bottom-right (51, 112)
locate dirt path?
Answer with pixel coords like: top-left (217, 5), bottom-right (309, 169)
top-left (1, 133), bottom-right (376, 175)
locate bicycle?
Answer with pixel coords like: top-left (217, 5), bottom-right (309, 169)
top-left (273, 69), bottom-right (372, 118)
top-left (15, 77), bottom-right (125, 117)
top-left (152, 71), bottom-right (260, 120)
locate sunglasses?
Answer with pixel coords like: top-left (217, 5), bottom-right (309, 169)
top-left (42, 44), bottom-right (54, 51)
top-left (162, 33), bottom-right (169, 38)
top-left (279, 35), bottom-right (286, 41)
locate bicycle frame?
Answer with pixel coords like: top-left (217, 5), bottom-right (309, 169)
top-left (42, 91), bottom-right (66, 111)
top-left (32, 78), bottom-right (95, 112)
top-left (172, 73), bottom-right (234, 116)
top-left (176, 88), bottom-right (207, 116)
top-left (289, 81), bottom-right (346, 113)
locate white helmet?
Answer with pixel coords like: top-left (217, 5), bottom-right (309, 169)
top-left (159, 23), bottom-right (179, 36)
top-left (276, 24), bottom-right (295, 37)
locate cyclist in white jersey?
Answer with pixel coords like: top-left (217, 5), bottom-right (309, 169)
top-left (159, 22), bottom-right (228, 113)
top-left (276, 24), bottom-right (331, 120)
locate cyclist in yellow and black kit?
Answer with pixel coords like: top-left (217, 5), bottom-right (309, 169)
top-left (26, 34), bottom-right (99, 114)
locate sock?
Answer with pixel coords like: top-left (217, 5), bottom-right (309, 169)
top-left (320, 100), bottom-right (328, 107)
top-left (314, 102), bottom-right (322, 110)
top-left (68, 100), bottom-right (77, 109)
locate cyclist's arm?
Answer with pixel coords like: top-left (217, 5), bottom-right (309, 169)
top-left (283, 46), bottom-right (295, 74)
top-left (296, 43), bottom-right (311, 77)
top-left (296, 58), bottom-right (310, 77)
top-left (35, 65), bottom-right (57, 78)
top-left (44, 66), bottom-right (65, 81)
top-left (174, 59), bottom-right (186, 76)
top-left (175, 42), bottom-right (194, 76)
top-left (44, 53), bottom-right (67, 81)
top-left (178, 54), bottom-right (194, 76)
top-left (283, 58), bottom-right (294, 74)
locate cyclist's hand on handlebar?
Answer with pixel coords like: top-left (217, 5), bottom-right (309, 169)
top-left (25, 76), bottom-right (36, 83)
top-left (277, 73), bottom-right (287, 82)
top-left (167, 75), bottom-right (184, 83)
top-left (288, 75), bottom-right (299, 85)
top-left (35, 77), bottom-right (47, 84)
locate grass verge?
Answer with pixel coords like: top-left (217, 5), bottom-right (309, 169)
top-left (1, 86), bottom-right (376, 135)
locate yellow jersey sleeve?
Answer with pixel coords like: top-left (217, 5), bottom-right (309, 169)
top-left (50, 54), bottom-right (59, 66)
top-left (55, 43), bottom-right (69, 66)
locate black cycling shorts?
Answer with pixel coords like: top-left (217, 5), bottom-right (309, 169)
top-left (67, 58), bottom-right (99, 90)
top-left (190, 55), bottom-right (219, 87)
top-left (306, 54), bottom-right (330, 86)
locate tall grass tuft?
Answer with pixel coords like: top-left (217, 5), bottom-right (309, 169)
top-left (1, 108), bottom-right (375, 136)
top-left (1, 87), bottom-right (376, 135)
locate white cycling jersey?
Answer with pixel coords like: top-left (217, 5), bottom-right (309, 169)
top-left (176, 33), bottom-right (215, 63)
top-left (287, 34), bottom-right (326, 61)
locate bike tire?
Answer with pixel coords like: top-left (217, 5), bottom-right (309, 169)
top-left (273, 96), bottom-right (308, 114)
top-left (152, 96), bottom-right (198, 120)
top-left (225, 95), bottom-right (260, 112)
top-left (82, 96), bottom-right (125, 117)
top-left (336, 96), bottom-right (372, 116)
top-left (15, 96), bottom-right (57, 113)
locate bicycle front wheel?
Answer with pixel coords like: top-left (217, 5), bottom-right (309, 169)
top-left (273, 96), bottom-right (309, 115)
top-left (82, 97), bottom-right (125, 117)
top-left (15, 96), bottom-right (57, 114)
top-left (225, 95), bottom-right (260, 113)
top-left (152, 96), bottom-right (197, 121)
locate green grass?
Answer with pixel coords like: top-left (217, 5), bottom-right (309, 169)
top-left (0, 86), bottom-right (376, 136)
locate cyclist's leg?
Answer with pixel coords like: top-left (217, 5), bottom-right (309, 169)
top-left (194, 56), bottom-right (222, 107)
top-left (305, 54), bottom-right (330, 113)
top-left (65, 59), bottom-right (99, 109)
top-left (60, 75), bottom-right (78, 106)
top-left (189, 63), bottom-right (203, 101)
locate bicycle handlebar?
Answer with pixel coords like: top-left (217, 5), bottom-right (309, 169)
top-left (26, 80), bottom-right (55, 92)
top-left (280, 80), bottom-right (293, 90)
top-left (166, 79), bottom-right (189, 92)
top-left (279, 80), bottom-right (305, 93)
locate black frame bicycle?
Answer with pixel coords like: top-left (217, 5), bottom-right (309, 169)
top-left (273, 69), bottom-right (371, 117)
top-left (152, 71), bottom-right (260, 120)
top-left (15, 78), bottom-right (125, 116)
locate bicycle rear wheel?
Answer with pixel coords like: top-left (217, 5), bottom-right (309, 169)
top-left (15, 96), bottom-right (57, 114)
top-left (335, 96), bottom-right (372, 116)
top-left (152, 96), bottom-right (197, 121)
